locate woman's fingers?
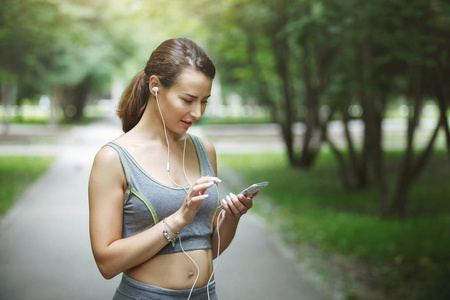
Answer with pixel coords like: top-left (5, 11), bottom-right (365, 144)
top-left (237, 193), bottom-right (253, 208)
top-left (186, 176), bottom-right (221, 207)
top-left (247, 191), bottom-right (259, 199)
top-left (196, 176), bottom-right (221, 184)
top-left (222, 192), bottom-right (252, 217)
top-left (191, 193), bottom-right (209, 203)
top-left (230, 193), bottom-right (247, 211)
top-left (182, 177), bottom-right (220, 223)
top-left (192, 181), bottom-right (215, 194)
top-left (193, 176), bottom-right (220, 190)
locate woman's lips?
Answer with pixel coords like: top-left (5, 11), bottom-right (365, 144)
top-left (181, 120), bottom-right (193, 128)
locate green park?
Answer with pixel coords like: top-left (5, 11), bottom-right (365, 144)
top-left (1, 1), bottom-right (449, 299)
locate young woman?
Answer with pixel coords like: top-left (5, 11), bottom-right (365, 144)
top-left (88, 38), bottom-right (258, 299)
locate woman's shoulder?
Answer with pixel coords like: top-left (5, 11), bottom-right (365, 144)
top-left (201, 136), bottom-right (215, 151)
top-left (192, 135), bottom-right (217, 174)
top-left (89, 143), bottom-right (126, 188)
top-left (191, 135), bottom-right (216, 156)
top-left (93, 143), bottom-right (122, 168)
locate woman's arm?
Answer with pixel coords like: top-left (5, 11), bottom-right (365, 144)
top-left (89, 146), bottom-right (170, 279)
top-left (88, 146), bottom-right (215, 279)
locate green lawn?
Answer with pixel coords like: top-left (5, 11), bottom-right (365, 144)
top-left (218, 151), bottom-right (450, 299)
top-left (0, 156), bottom-right (55, 215)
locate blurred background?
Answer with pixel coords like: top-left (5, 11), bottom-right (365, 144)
top-left (1, 0), bottom-right (449, 299)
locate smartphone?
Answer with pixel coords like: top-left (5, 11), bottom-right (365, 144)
top-left (217, 181), bottom-right (268, 211)
top-left (240, 181), bottom-right (269, 197)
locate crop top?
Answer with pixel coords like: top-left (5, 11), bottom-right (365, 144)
top-left (105, 134), bottom-right (220, 255)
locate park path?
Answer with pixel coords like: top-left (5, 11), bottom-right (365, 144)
top-left (0, 116), bottom-right (334, 300)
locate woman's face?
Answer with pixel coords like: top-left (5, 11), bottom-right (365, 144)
top-left (158, 67), bottom-right (213, 134)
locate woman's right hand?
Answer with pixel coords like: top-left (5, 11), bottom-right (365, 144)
top-left (172, 176), bottom-right (221, 229)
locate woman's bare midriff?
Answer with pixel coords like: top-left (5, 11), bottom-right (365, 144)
top-left (125, 248), bottom-right (214, 290)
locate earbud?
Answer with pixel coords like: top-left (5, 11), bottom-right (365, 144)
top-left (152, 86), bottom-right (159, 93)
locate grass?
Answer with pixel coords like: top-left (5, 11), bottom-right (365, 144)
top-left (197, 115), bottom-right (272, 125)
top-left (2, 115), bottom-right (50, 125)
top-left (218, 151), bottom-right (450, 299)
top-left (0, 156), bottom-right (55, 215)
top-left (0, 115), bottom-right (103, 126)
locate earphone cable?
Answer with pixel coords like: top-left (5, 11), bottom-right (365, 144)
top-left (155, 88), bottom-right (224, 299)
top-left (155, 89), bottom-right (191, 192)
top-left (155, 89), bottom-right (201, 300)
top-left (154, 88), bottom-right (172, 174)
top-left (207, 208), bottom-right (225, 300)
top-left (179, 234), bottom-right (200, 300)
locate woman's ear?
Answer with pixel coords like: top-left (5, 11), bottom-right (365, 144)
top-left (149, 75), bottom-right (160, 96)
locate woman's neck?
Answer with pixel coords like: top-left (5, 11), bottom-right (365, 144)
top-left (131, 99), bottom-right (184, 144)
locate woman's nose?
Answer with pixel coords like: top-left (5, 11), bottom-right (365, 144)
top-left (190, 102), bottom-right (203, 120)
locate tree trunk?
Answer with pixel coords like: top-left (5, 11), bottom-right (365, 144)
top-left (71, 77), bottom-right (91, 121)
top-left (299, 45), bottom-right (321, 168)
top-left (434, 69), bottom-right (450, 159)
top-left (342, 107), bottom-right (368, 188)
top-left (372, 97), bottom-right (389, 218)
top-left (269, 29), bottom-right (297, 166)
top-left (1, 81), bottom-right (11, 136)
top-left (390, 65), bottom-right (444, 217)
top-left (357, 35), bottom-right (390, 217)
top-left (390, 66), bottom-right (423, 216)
top-left (327, 137), bottom-right (353, 189)
top-left (391, 116), bottom-right (442, 216)
top-left (1, 79), bottom-right (16, 136)
top-left (323, 110), bottom-right (353, 189)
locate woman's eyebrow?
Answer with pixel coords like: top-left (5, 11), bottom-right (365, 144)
top-left (182, 93), bottom-right (211, 99)
top-left (182, 93), bottom-right (198, 99)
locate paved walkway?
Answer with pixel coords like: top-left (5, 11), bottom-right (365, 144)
top-left (0, 117), bottom-right (334, 300)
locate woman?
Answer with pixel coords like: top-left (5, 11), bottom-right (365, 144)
top-left (88, 38), bottom-right (257, 300)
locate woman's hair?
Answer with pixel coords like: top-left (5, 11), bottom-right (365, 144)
top-left (117, 38), bottom-right (216, 132)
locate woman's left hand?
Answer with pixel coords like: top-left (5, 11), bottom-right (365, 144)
top-left (221, 192), bottom-right (258, 219)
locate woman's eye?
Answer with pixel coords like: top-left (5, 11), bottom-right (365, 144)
top-left (182, 98), bottom-right (208, 104)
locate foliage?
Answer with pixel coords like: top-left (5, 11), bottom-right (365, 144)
top-left (198, 0), bottom-right (450, 217)
top-left (2, 0), bottom-right (448, 216)
top-left (0, 0), bottom-right (136, 121)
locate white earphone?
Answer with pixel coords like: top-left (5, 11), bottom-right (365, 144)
top-left (153, 85), bottom-right (173, 173)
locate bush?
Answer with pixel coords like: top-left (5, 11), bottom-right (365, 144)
top-left (0, 156), bottom-right (55, 215)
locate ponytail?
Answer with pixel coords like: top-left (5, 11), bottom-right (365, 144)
top-left (117, 71), bottom-right (150, 132)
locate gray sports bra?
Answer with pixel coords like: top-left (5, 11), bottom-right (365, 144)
top-left (105, 134), bottom-right (220, 255)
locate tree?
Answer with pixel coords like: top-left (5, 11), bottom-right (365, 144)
top-left (48, 0), bottom-right (136, 122)
top-left (196, 0), bottom-right (449, 218)
top-left (0, 0), bottom-right (68, 131)
top-left (200, 0), bottom-right (333, 168)
top-left (0, 0), bottom-right (136, 125)
top-left (318, 0), bottom-right (450, 217)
